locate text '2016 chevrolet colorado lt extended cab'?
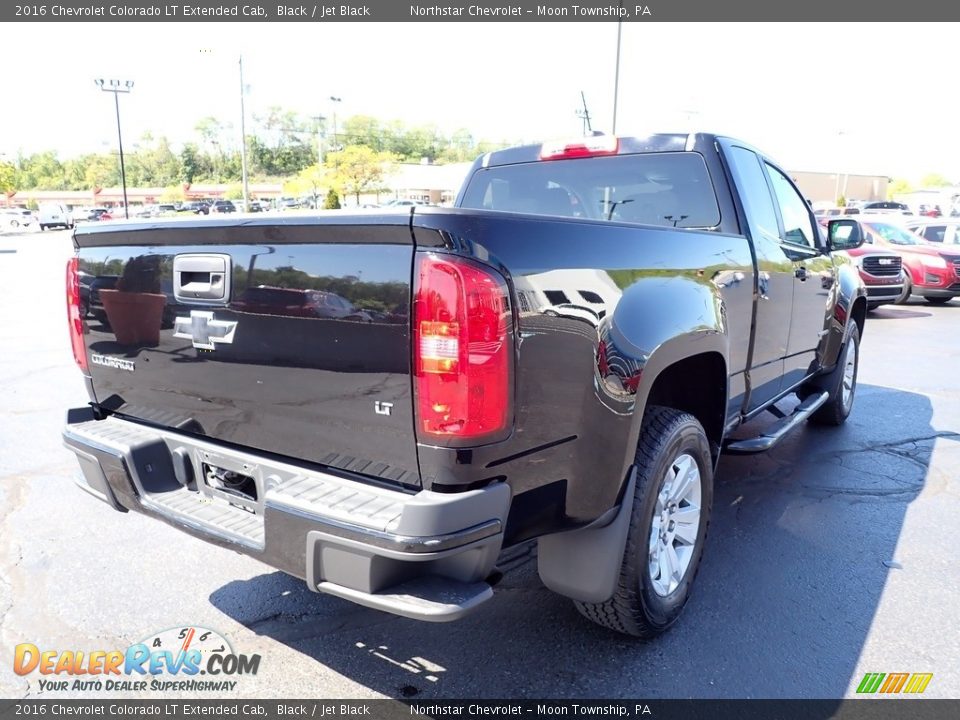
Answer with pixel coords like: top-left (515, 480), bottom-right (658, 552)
top-left (64, 134), bottom-right (868, 637)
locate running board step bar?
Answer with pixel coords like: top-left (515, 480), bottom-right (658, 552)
top-left (723, 391), bottom-right (830, 454)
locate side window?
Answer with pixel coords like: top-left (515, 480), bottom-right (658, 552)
top-left (923, 225), bottom-right (946, 243)
top-left (725, 146), bottom-right (780, 241)
top-left (765, 164), bottom-right (817, 249)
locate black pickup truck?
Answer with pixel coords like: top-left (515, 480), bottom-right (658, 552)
top-left (63, 134), bottom-right (867, 637)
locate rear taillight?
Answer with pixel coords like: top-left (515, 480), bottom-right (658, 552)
top-left (413, 254), bottom-right (512, 443)
top-left (66, 257), bottom-right (88, 373)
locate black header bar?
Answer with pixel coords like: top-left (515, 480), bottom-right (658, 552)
top-left (2, 700), bottom-right (960, 720)
top-left (4, 0), bottom-right (959, 22)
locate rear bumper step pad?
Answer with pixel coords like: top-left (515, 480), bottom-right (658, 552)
top-left (62, 408), bottom-right (510, 621)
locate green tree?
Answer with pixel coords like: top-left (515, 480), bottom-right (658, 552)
top-left (223, 184), bottom-right (244, 200)
top-left (327, 146), bottom-right (396, 204)
top-left (888, 178), bottom-right (912, 200)
top-left (160, 186), bottom-right (186, 203)
top-left (0, 161), bottom-right (18, 193)
top-left (284, 163), bottom-right (330, 205)
top-left (129, 135), bottom-right (180, 187)
top-left (324, 188), bottom-right (341, 209)
top-left (251, 106), bottom-right (314, 176)
top-left (920, 173), bottom-right (951, 188)
top-left (179, 143), bottom-right (207, 183)
top-left (341, 115), bottom-right (384, 150)
top-left (80, 154), bottom-right (120, 189)
top-left (18, 151), bottom-right (67, 190)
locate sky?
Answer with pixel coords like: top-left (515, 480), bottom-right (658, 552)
top-left (1, 21), bottom-right (956, 181)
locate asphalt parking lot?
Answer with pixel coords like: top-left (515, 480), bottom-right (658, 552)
top-left (1, 228), bottom-right (958, 700)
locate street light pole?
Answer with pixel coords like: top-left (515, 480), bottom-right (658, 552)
top-left (834, 130), bottom-right (846, 205)
top-left (96, 78), bottom-right (133, 219)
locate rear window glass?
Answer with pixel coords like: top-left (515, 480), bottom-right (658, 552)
top-left (460, 152), bottom-right (721, 229)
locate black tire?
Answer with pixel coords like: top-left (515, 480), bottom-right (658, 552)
top-left (895, 275), bottom-right (911, 304)
top-left (40, 224), bottom-right (47, 232)
top-left (574, 406), bottom-right (713, 638)
top-left (809, 323), bottom-right (860, 426)
top-left (924, 297), bottom-right (952, 305)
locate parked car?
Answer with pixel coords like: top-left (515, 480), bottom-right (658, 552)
top-left (832, 241), bottom-right (905, 310)
top-left (84, 208), bottom-right (113, 222)
top-left (815, 207), bottom-right (860, 229)
top-left (209, 200), bottom-right (236, 214)
top-left (857, 215), bottom-right (960, 304)
top-left (905, 218), bottom-right (960, 246)
top-left (0, 209), bottom-right (33, 231)
top-left (916, 204), bottom-right (942, 218)
top-left (187, 201), bottom-right (211, 215)
top-left (38, 202), bottom-right (74, 230)
top-left (64, 132), bottom-right (868, 638)
top-left (814, 206), bottom-right (860, 225)
top-left (860, 201), bottom-right (913, 215)
top-left (382, 198), bottom-right (428, 207)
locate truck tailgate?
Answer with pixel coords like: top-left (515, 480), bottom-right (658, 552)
top-left (75, 217), bottom-right (420, 487)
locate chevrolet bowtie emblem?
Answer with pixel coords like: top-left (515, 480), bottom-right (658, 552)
top-left (173, 311), bottom-right (238, 350)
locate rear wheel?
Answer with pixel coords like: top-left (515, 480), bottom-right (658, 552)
top-left (924, 297), bottom-right (952, 305)
top-left (574, 406), bottom-right (713, 638)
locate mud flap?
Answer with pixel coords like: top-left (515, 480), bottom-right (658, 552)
top-left (537, 468), bottom-right (637, 603)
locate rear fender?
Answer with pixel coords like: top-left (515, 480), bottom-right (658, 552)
top-left (538, 276), bottom-right (728, 602)
top-left (600, 276), bottom-right (730, 470)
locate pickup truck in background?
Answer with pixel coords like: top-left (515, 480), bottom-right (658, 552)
top-left (63, 134), bottom-right (867, 638)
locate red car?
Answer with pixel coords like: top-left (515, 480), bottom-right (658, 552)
top-left (837, 245), bottom-right (905, 310)
top-left (858, 216), bottom-right (960, 304)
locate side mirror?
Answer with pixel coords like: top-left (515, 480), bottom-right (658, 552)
top-left (828, 219), bottom-right (864, 252)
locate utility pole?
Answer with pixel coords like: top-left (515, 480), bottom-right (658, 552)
top-left (95, 79), bottom-right (134, 219)
top-left (311, 115), bottom-right (326, 209)
top-left (576, 91), bottom-right (593, 136)
top-left (329, 96), bottom-right (342, 156)
top-left (312, 115), bottom-right (326, 163)
top-left (612, 8), bottom-right (623, 134)
top-left (239, 55), bottom-right (250, 211)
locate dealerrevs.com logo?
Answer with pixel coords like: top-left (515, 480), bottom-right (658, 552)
top-left (13, 626), bottom-right (261, 693)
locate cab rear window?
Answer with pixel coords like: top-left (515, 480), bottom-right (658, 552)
top-left (460, 152), bottom-right (721, 229)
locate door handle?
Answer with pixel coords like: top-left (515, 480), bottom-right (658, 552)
top-left (794, 267), bottom-right (808, 281)
top-left (174, 254), bottom-right (232, 304)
